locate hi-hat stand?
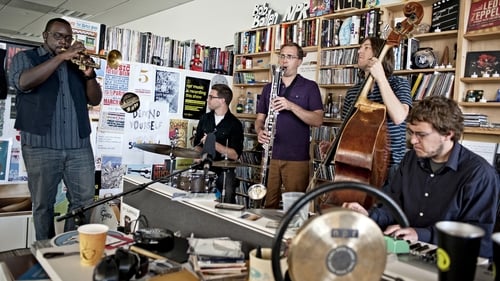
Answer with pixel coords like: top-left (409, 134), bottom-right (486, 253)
top-left (56, 162), bottom-right (203, 226)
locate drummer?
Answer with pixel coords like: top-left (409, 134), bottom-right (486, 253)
top-left (194, 84), bottom-right (244, 203)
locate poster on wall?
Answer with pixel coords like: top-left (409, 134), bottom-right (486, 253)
top-left (467, 0), bottom-right (500, 33)
top-left (93, 61), bottom-right (231, 195)
top-left (63, 16), bottom-right (103, 54)
top-left (155, 69), bottom-right (181, 113)
top-left (182, 76), bottom-right (210, 120)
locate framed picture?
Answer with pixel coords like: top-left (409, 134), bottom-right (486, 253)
top-left (464, 51), bottom-right (500, 77)
top-left (0, 138), bottom-right (12, 182)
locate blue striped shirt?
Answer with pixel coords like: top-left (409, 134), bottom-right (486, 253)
top-left (10, 46), bottom-right (90, 149)
top-left (341, 76), bottom-right (412, 165)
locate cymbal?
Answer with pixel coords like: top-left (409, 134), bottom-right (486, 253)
top-left (288, 209), bottom-right (386, 281)
top-left (212, 159), bottom-right (242, 168)
top-left (134, 143), bottom-right (201, 158)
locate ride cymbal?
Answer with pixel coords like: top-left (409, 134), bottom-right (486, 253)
top-left (134, 143), bottom-right (201, 158)
top-left (288, 208), bottom-right (386, 281)
top-left (212, 159), bottom-right (242, 168)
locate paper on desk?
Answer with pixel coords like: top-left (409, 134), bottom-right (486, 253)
top-left (187, 237), bottom-right (243, 258)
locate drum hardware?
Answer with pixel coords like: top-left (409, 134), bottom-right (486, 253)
top-left (212, 159), bottom-right (243, 168)
top-left (174, 169), bottom-right (217, 193)
top-left (134, 143), bottom-right (201, 159)
top-left (271, 181), bottom-right (409, 281)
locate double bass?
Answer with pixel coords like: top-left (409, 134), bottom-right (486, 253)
top-left (308, 2), bottom-right (424, 210)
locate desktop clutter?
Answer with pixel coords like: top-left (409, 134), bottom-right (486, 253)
top-left (45, 180), bottom-right (500, 281)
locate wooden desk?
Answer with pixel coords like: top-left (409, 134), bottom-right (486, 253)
top-left (122, 175), bottom-right (294, 257)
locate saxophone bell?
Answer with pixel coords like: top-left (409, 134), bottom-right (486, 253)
top-left (247, 183), bottom-right (267, 208)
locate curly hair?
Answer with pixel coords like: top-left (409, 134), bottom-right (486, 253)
top-left (407, 95), bottom-right (464, 142)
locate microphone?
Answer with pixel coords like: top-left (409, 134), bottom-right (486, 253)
top-left (201, 152), bottom-right (212, 177)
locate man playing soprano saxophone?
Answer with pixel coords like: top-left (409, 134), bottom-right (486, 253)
top-left (255, 42), bottom-right (323, 209)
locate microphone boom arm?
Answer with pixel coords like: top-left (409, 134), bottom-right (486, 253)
top-left (56, 162), bottom-right (204, 223)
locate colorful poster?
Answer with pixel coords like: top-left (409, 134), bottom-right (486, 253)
top-left (63, 16), bottom-right (102, 54)
top-left (467, 0), bottom-right (500, 32)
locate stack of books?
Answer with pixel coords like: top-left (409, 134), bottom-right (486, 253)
top-left (187, 237), bottom-right (247, 280)
top-left (189, 255), bottom-right (247, 280)
top-left (463, 113), bottom-right (489, 127)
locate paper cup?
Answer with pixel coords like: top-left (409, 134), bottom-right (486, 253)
top-left (77, 223), bottom-right (109, 266)
top-left (436, 221), bottom-right (484, 281)
top-left (282, 192), bottom-right (308, 221)
top-left (249, 248), bottom-right (287, 281)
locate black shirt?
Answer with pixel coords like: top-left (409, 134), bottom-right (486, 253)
top-left (194, 110), bottom-right (244, 162)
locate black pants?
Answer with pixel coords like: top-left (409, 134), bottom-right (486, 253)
top-left (215, 168), bottom-right (238, 203)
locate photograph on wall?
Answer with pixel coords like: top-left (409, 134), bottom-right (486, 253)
top-left (155, 69), bottom-right (180, 113)
top-left (464, 51), bottom-right (500, 77)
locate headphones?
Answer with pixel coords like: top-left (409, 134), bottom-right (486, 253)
top-left (93, 248), bottom-right (149, 281)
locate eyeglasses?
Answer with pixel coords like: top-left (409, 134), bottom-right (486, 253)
top-left (208, 95), bottom-right (224, 100)
top-left (278, 54), bottom-right (299, 60)
top-left (407, 129), bottom-right (433, 140)
top-left (47, 32), bottom-right (73, 42)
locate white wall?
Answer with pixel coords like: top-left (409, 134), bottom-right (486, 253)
top-left (119, 0), bottom-right (398, 48)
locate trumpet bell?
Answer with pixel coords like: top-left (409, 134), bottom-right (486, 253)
top-left (106, 50), bottom-right (122, 69)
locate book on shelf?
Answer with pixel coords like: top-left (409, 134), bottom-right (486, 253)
top-left (350, 15), bottom-right (361, 45)
top-left (410, 72), bottom-right (424, 98)
top-left (310, 0), bottom-right (333, 17)
top-left (405, 37), bottom-right (420, 70)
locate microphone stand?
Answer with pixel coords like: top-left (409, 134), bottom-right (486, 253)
top-left (56, 162), bottom-right (203, 225)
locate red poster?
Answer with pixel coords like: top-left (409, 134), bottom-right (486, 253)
top-left (467, 0), bottom-right (500, 32)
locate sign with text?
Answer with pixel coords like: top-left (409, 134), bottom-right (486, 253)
top-left (467, 0), bottom-right (500, 32)
top-left (182, 76), bottom-right (210, 120)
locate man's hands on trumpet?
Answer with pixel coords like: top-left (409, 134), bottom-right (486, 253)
top-left (59, 41), bottom-right (97, 74)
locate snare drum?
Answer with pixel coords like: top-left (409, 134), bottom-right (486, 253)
top-left (175, 169), bottom-right (217, 193)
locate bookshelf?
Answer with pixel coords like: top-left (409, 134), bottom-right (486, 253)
top-left (455, 0), bottom-right (500, 142)
top-left (230, 0), bottom-right (500, 184)
top-left (104, 27), bottom-right (233, 74)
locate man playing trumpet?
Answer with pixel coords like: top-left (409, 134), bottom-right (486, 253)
top-left (9, 18), bottom-right (102, 240)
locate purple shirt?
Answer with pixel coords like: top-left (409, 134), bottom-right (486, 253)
top-left (257, 74), bottom-right (323, 161)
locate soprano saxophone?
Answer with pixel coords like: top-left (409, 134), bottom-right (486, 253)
top-left (247, 65), bottom-right (284, 207)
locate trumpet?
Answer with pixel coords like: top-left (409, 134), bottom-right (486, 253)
top-left (62, 48), bottom-right (122, 70)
